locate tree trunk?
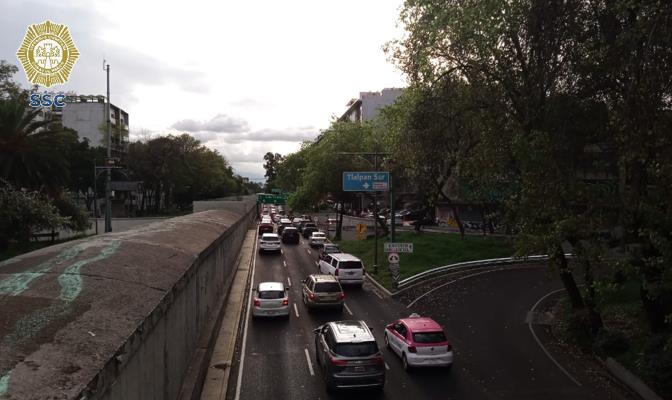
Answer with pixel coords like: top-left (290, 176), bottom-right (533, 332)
top-left (554, 247), bottom-right (585, 310)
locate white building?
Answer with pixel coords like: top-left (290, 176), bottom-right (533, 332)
top-left (339, 88), bottom-right (405, 122)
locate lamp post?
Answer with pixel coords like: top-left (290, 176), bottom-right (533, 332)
top-left (103, 61), bottom-right (112, 232)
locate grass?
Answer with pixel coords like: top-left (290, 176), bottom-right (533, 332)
top-left (336, 232), bottom-right (514, 290)
top-left (0, 234), bottom-right (92, 263)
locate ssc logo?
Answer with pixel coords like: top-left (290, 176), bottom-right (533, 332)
top-left (16, 20), bottom-right (80, 87)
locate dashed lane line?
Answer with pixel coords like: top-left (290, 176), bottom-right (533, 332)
top-left (283, 260), bottom-right (286, 267)
top-left (343, 302), bottom-right (353, 316)
top-left (293, 303), bottom-right (299, 318)
top-left (307, 249), bottom-right (312, 255)
top-left (385, 363), bottom-right (390, 370)
top-left (304, 348), bottom-right (315, 376)
top-left (287, 276), bottom-right (291, 287)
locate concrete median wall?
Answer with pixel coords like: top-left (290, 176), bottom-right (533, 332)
top-left (0, 199), bottom-right (256, 400)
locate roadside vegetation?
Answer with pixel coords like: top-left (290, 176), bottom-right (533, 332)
top-left (268, 1), bottom-right (672, 395)
top-left (337, 232), bottom-right (514, 290)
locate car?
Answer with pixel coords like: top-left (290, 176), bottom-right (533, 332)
top-left (327, 217), bottom-right (337, 225)
top-left (272, 214), bottom-right (281, 223)
top-left (299, 220), bottom-right (316, 233)
top-left (384, 314), bottom-right (453, 371)
top-left (314, 320), bottom-right (385, 392)
top-left (277, 218), bottom-right (292, 236)
top-left (301, 274), bottom-right (345, 311)
top-left (292, 218), bottom-right (304, 228)
top-left (281, 227), bottom-right (300, 244)
top-left (319, 253), bottom-right (365, 285)
top-left (259, 233), bottom-right (281, 253)
top-left (252, 282), bottom-right (289, 318)
top-left (302, 225), bottom-right (319, 239)
top-left (308, 231), bottom-right (327, 247)
top-left (258, 221), bottom-right (274, 235)
top-left (319, 243), bottom-right (341, 260)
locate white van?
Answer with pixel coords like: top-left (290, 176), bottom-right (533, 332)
top-left (318, 253), bottom-right (365, 285)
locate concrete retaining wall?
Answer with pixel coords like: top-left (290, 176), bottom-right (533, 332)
top-left (0, 199), bottom-right (256, 400)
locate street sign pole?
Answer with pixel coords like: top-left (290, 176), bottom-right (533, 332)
top-left (374, 154), bottom-right (378, 275)
top-left (104, 62), bottom-right (112, 233)
top-left (390, 173), bottom-right (395, 242)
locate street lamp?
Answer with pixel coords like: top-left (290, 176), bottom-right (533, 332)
top-left (103, 60), bottom-right (112, 232)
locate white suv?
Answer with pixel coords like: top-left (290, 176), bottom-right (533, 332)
top-left (318, 253), bottom-right (365, 285)
top-left (259, 233), bottom-right (281, 253)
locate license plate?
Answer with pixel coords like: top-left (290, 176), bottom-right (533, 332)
top-left (347, 272), bottom-right (354, 275)
top-left (353, 366), bottom-right (365, 372)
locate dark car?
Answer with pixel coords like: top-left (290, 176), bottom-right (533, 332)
top-left (319, 243), bottom-right (341, 260)
top-left (314, 320), bottom-right (385, 392)
top-left (302, 226), bottom-right (318, 238)
top-left (258, 222), bottom-right (274, 235)
top-left (299, 221), bottom-right (316, 233)
top-left (281, 227), bottom-right (300, 244)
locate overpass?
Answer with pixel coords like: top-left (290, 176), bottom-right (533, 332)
top-left (0, 198), bottom-right (256, 399)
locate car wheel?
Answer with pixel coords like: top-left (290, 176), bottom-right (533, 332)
top-left (384, 333), bottom-right (390, 349)
top-left (402, 353), bottom-right (410, 371)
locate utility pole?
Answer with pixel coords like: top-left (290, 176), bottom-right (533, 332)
top-left (104, 61), bottom-right (112, 232)
top-left (373, 154), bottom-right (378, 274)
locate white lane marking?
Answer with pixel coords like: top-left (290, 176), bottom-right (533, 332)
top-left (371, 287), bottom-right (383, 300)
top-left (304, 348), bottom-right (315, 376)
top-left (307, 249), bottom-right (312, 255)
top-left (314, 261), bottom-right (319, 266)
top-left (283, 260), bottom-right (287, 267)
top-left (343, 302), bottom-right (353, 316)
top-left (528, 288), bottom-right (582, 386)
top-left (234, 234), bottom-right (258, 400)
top-left (385, 363), bottom-right (390, 370)
top-left (293, 303), bottom-right (299, 318)
top-left (280, 249), bottom-right (284, 255)
top-left (287, 276), bottom-right (291, 287)
top-left (406, 266), bottom-right (533, 308)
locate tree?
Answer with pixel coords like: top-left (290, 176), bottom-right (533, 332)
top-left (0, 98), bottom-right (71, 191)
top-left (0, 61), bottom-right (22, 100)
top-left (0, 180), bottom-right (67, 248)
top-left (263, 152), bottom-right (284, 190)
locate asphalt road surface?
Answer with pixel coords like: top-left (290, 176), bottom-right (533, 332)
top-left (227, 223), bottom-right (632, 400)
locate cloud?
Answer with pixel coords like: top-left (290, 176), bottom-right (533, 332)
top-left (172, 114), bottom-right (249, 133)
top-left (245, 128), bottom-right (318, 142)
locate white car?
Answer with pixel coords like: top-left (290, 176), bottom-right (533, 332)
top-left (318, 253), bottom-right (365, 285)
top-left (384, 314), bottom-right (453, 370)
top-left (308, 231), bottom-right (327, 247)
top-left (252, 282), bottom-right (289, 318)
top-left (259, 233), bottom-right (281, 253)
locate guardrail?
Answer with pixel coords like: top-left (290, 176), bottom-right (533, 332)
top-left (396, 254), bottom-right (574, 290)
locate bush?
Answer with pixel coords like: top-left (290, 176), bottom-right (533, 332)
top-left (594, 329), bottom-right (629, 356)
top-left (636, 334), bottom-right (672, 397)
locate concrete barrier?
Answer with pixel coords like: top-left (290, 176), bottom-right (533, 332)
top-left (0, 201), bottom-right (256, 400)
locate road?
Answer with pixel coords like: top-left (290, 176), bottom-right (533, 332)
top-left (226, 223), bottom-right (632, 400)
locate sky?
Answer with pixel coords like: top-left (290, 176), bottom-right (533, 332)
top-left (0, 0), bottom-right (408, 180)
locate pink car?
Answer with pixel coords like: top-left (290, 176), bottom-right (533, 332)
top-left (384, 314), bottom-right (453, 370)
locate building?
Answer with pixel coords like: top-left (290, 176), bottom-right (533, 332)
top-left (60, 95), bottom-right (130, 157)
top-left (339, 88), bottom-right (404, 122)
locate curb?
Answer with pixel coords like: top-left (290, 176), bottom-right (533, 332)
top-left (599, 357), bottom-right (664, 400)
top-left (365, 273), bottom-right (394, 297)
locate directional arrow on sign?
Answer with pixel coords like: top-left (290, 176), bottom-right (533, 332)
top-left (362, 183), bottom-right (370, 190)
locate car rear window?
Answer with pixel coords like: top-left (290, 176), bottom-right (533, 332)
top-left (412, 331), bottom-right (447, 343)
top-left (338, 261), bottom-right (363, 269)
top-left (335, 341), bottom-right (379, 357)
top-left (314, 282), bottom-right (342, 293)
top-left (263, 237), bottom-right (280, 242)
top-left (258, 290), bottom-right (285, 299)
top-left (324, 245), bottom-right (340, 252)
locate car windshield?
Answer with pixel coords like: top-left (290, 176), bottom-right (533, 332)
top-left (413, 331), bottom-right (447, 343)
top-left (314, 282), bottom-right (341, 293)
top-left (262, 236), bottom-right (279, 242)
top-left (335, 342), bottom-right (379, 357)
top-left (258, 290), bottom-right (284, 299)
top-left (338, 261), bottom-right (363, 269)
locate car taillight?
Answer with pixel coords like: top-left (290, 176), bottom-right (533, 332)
top-left (340, 292), bottom-right (345, 300)
top-left (372, 356), bottom-right (385, 364)
top-left (335, 269), bottom-right (339, 276)
top-left (254, 299), bottom-right (260, 307)
top-left (330, 357), bottom-right (348, 366)
top-left (282, 299), bottom-right (288, 306)
top-left (408, 346), bottom-right (417, 353)
top-left (309, 293), bottom-right (315, 300)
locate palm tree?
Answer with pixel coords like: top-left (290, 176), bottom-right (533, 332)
top-left (0, 98), bottom-right (70, 190)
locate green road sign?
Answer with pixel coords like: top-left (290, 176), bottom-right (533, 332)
top-left (257, 193), bottom-right (289, 205)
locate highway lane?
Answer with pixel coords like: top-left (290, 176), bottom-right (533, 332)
top-left (232, 228), bottom-right (490, 400)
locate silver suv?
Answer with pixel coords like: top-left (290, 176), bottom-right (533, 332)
top-left (313, 320), bottom-right (385, 392)
top-left (301, 274), bottom-right (345, 311)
